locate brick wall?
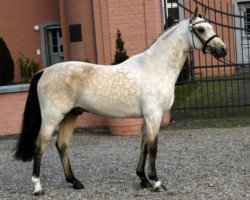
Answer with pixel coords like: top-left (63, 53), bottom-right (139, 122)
top-left (0, 0), bottom-right (163, 81)
top-left (0, 92), bottom-right (27, 135)
top-left (0, 0), bottom-right (60, 82)
top-left (93, 0), bottom-right (163, 64)
top-left (0, 92), bottom-right (106, 136)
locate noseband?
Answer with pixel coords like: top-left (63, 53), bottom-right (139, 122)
top-left (188, 19), bottom-right (218, 54)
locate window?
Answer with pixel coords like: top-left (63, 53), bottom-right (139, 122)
top-left (51, 29), bottom-right (63, 54)
top-left (162, 0), bottom-right (179, 29)
top-left (244, 7), bottom-right (250, 35)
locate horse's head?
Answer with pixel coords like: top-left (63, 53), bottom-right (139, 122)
top-left (188, 7), bottom-right (227, 58)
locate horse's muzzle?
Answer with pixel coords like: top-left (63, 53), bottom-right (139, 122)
top-left (213, 45), bottom-right (227, 58)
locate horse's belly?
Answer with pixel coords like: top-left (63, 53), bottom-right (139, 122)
top-left (80, 99), bottom-right (142, 118)
top-left (78, 89), bottom-right (142, 117)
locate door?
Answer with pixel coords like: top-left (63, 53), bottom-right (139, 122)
top-left (47, 28), bottom-right (64, 65)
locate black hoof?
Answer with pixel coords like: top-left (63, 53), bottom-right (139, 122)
top-left (34, 190), bottom-right (45, 196)
top-left (73, 180), bottom-right (84, 190)
top-left (153, 184), bottom-right (167, 192)
top-left (141, 180), bottom-right (153, 188)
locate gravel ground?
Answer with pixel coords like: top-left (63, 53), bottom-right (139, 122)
top-left (0, 125), bottom-right (249, 200)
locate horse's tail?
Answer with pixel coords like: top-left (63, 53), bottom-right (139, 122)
top-left (14, 71), bottom-right (44, 162)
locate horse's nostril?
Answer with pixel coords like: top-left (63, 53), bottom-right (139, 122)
top-left (221, 46), bottom-right (227, 54)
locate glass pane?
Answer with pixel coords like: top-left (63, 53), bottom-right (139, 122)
top-left (167, 0), bottom-right (177, 3)
top-left (53, 46), bottom-right (58, 53)
top-left (244, 8), bottom-right (250, 35)
top-left (60, 45), bottom-right (63, 52)
top-left (53, 38), bottom-right (58, 45)
top-left (52, 30), bottom-right (57, 38)
top-left (168, 8), bottom-right (179, 21)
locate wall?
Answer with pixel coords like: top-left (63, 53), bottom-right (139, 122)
top-left (0, 92), bottom-right (106, 136)
top-left (60, 0), bottom-right (97, 63)
top-left (93, 0), bottom-right (163, 64)
top-left (0, 0), bottom-right (60, 82)
top-left (0, 0), bottom-right (164, 81)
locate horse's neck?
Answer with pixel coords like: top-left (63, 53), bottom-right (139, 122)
top-left (143, 19), bottom-right (190, 82)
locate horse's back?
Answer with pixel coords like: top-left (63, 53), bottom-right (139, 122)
top-left (37, 61), bottom-right (143, 118)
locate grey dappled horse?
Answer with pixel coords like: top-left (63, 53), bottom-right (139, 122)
top-left (15, 8), bottom-right (227, 196)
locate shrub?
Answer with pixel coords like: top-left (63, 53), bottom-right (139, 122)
top-left (0, 37), bottom-right (14, 85)
top-left (17, 54), bottom-right (39, 83)
top-left (112, 30), bottom-right (129, 64)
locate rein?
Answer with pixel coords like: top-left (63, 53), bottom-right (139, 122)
top-left (188, 19), bottom-right (219, 54)
top-left (215, 56), bottom-right (248, 69)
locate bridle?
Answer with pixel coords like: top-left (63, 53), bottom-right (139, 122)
top-left (188, 18), bottom-right (246, 70)
top-left (188, 19), bottom-right (219, 54)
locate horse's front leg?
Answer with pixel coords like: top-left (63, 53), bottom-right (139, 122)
top-left (147, 133), bottom-right (167, 192)
top-left (136, 113), bottom-right (167, 192)
top-left (136, 125), bottom-right (153, 188)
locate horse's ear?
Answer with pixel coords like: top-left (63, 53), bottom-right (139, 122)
top-left (202, 7), bottom-right (207, 18)
top-left (192, 7), bottom-right (198, 20)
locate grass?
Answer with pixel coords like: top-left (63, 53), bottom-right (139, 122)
top-left (172, 72), bottom-right (250, 119)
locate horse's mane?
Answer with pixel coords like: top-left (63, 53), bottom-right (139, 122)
top-left (147, 19), bottom-right (185, 49)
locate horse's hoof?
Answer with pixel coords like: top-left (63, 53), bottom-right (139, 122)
top-left (73, 181), bottom-right (85, 190)
top-left (34, 190), bottom-right (45, 196)
top-left (141, 180), bottom-right (153, 188)
top-left (152, 181), bottom-right (167, 192)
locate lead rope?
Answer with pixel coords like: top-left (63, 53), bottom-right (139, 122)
top-left (214, 57), bottom-right (248, 69)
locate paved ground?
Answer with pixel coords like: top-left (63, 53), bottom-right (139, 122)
top-left (0, 125), bottom-right (249, 200)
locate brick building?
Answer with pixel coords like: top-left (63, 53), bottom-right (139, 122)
top-left (1, 0), bottom-right (246, 81)
top-left (0, 0), bottom-right (163, 82)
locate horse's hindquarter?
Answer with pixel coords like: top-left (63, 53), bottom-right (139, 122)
top-left (37, 62), bottom-right (85, 117)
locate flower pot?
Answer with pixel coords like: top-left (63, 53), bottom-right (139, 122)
top-left (161, 111), bottom-right (171, 126)
top-left (106, 118), bottom-right (144, 136)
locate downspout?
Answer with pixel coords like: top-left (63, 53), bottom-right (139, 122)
top-left (59, 0), bottom-right (70, 61)
top-left (91, 0), bottom-right (98, 63)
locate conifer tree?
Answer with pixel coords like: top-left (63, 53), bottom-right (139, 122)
top-left (0, 38), bottom-right (14, 85)
top-left (112, 30), bottom-right (129, 64)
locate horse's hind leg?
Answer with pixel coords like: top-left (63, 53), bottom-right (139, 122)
top-left (32, 121), bottom-right (59, 196)
top-left (56, 113), bottom-right (84, 189)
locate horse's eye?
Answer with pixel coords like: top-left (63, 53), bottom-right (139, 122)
top-left (197, 27), bottom-right (205, 33)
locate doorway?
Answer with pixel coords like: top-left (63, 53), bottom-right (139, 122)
top-left (47, 28), bottom-right (64, 65)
